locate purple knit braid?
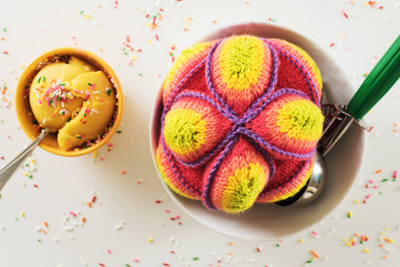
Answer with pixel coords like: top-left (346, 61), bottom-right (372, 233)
top-left (238, 127), bottom-right (315, 160)
top-left (160, 136), bottom-right (202, 196)
top-left (240, 42), bottom-right (279, 124)
top-left (205, 40), bottom-right (239, 118)
top-left (171, 92), bottom-right (238, 123)
top-left (203, 135), bottom-right (239, 209)
top-left (160, 58), bottom-right (208, 196)
top-left (172, 125), bottom-right (239, 168)
top-left (161, 58), bottom-right (207, 127)
top-left (262, 39), bottom-right (321, 107)
top-left (245, 136), bottom-right (276, 189)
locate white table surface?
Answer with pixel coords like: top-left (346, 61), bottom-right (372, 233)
top-left (1, 0), bottom-right (400, 266)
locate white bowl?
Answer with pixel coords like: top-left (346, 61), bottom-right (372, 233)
top-left (149, 22), bottom-right (366, 241)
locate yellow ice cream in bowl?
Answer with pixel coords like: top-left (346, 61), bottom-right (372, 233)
top-left (15, 48), bottom-right (123, 157)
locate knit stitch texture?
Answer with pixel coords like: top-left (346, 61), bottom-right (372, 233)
top-left (157, 35), bottom-right (324, 213)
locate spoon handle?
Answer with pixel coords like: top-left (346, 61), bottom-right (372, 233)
top-left (0, 128), bottom-right (50, 192)
top-left (347, 35), bottom-right (400, 121)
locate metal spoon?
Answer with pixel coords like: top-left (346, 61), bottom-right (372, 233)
top-left (0, 128), bottom-right (51, 192)
top-left (277, 34), bottom-right (400, 206)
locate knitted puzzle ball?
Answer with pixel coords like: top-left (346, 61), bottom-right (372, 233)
top-left (156, 35), bottom-right (324, 213)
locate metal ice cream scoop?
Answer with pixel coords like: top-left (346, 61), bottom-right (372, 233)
top-left (277, 34), bottom-right (400, 206)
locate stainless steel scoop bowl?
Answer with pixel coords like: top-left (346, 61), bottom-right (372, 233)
top-left (276, 151), bottom-right (326, 206)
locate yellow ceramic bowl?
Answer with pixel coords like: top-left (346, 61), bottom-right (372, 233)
top-left (15, 47), bottom-right (123, 157)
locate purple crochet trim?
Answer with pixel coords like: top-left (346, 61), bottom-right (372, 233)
top-left (168, 92), bottom-right (237, 168)
top-left (171, 92), bottom-right (238, 122)
top-left (160, 137), bottom-right (202, 196)
top-left (205, 40), bottom-right (239, 118)
top-left (160, 58), bottom-right (208, 196)
top-left (241, 42), bottom-right (279, 124)
top-left (173, 125), bottom-right (239, 168)
top-left (203, 135), bottom-right (238, 209)
top-left (262, 39), bottom-right (321, 107)
top-left (203, 131), bottom-right (278, 210)
top-left (245, 136), bottom-right (276, 189)
top-left (161, 58), bottom-right (207, 126)
top-left (160, 37), bottom-right (320, 201)
top-left (238, 88), bottom-right (310, 125)
top-left (238, 127), bottom-right (315, 160)
top-left (257, 159), bottom-right (310, 198)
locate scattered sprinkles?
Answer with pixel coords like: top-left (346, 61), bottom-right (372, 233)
top-left (311, 250), bottom-right (320, 259)
top-left (0, 2), bottom-right (398, 267)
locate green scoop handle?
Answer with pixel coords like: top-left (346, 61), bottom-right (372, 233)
top-left (347, 35), bottom-right (400, 121)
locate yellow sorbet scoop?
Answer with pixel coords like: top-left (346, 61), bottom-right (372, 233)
top-left (57, 71), bottom-right (116, 150)
top-left (29, 57), bottom-right (95, 130)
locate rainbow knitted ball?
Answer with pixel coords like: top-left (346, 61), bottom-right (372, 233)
top-left (156, 35), bottom-right (324, 213)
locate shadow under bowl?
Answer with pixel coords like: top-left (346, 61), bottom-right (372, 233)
top-left (15, 47), bottom-right (123, 157)
top-left (149, 22), bottom-right (366, 241)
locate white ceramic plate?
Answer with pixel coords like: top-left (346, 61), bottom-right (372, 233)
top-left (149, 23), bottom-right (366, 241)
